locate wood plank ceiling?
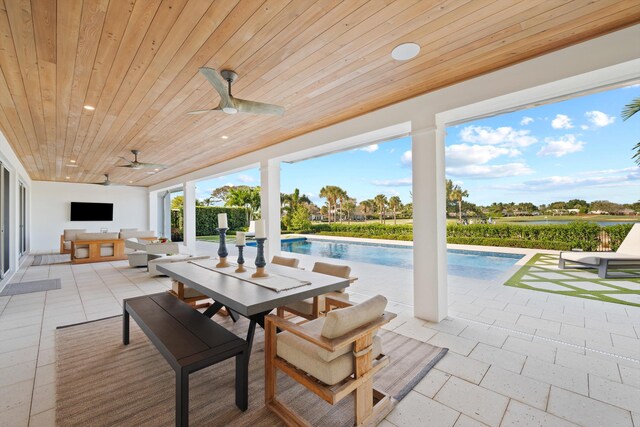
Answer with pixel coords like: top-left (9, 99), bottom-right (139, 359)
top-left (0, 0), bottom-right (638, 186)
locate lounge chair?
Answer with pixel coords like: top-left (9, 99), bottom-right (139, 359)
top-left (559, 224), bottom-right (640, 278)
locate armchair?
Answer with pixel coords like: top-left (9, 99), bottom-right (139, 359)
top-left (277, 261), bottom-right (357, 320)
top-left (265, 295), bottom-right (396, 426)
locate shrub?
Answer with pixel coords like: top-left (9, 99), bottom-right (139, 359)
top-left (606, 224), bottom-right (634, 251)
top-left (447, 237), bottom-right (573, 250)
top-left (171, 207), bottom-right (249, 236)
top-left (309, 223), bottom-right (413, 238)
top-left (290, 206), bottom-right (311, 231)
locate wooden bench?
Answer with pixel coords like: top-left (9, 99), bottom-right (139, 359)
top-left (123, 293), bottom-right (248, 427)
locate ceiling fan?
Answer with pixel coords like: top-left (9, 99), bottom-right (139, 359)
top-left (93, 174), bottom-right (114, 186)
top-left (117, 150), bottom-right (166, 170)
top-left (188, 67), bottom-right (285, 116)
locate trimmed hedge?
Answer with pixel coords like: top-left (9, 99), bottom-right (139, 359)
top-left (315, 231), bottom-right (413, 241)
top-left (171, 207), bottom-right (249, 237)
top-left (309, 223), bottom-right (413, 238)
top-left (446, 222), bottom-right (602, 251)
top-left (606, 224), bottom-right (634, 251)
top-left (447, 237), bottom-right (573, 251)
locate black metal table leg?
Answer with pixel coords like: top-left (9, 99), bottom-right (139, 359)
top-left (203, 301), bottom-right (224, 318)
top-left (227, 308), bottom-right (237, 323)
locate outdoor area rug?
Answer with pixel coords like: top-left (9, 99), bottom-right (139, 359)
top-left (505, 253), bottom-right (640, 307)
top-left (0, 278), bottom-right (61, 296)
top-left (31, 253), bottom-right (70, 266)
top-left (56, 315), bottom-right (447, 426)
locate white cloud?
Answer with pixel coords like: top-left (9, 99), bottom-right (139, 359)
top-left (585, 110), bottom-right (615, 128)
top-left (497, 167), bottom-right (640, 191)
top-left (400, 150), bottom-right (412, 167)
top-left (359, 144), bottom-right (379, 153)
top-left (580, 125), bottom-right (589, 130)
top-left (371, 177), bottom-right (412, 186)
top-left (446, 163), bottom-right (533, 179)
top-left (446, 144), bottom-right (520, 167)
top-left (459, 125), bottom-right (537, 147)
top-left (520, 116), bottom-right (534, 125)
top-left (237, 174), bottom-right (254, 183)
top-left (537, 134), bottom-right (585, 157)
top-left (551, 114), bottom-right (573, 129)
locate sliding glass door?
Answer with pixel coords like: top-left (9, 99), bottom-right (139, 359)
top-left (19, 181), bottom-right (26, 256)
top-left (0, 164), bottom-right (9, 278)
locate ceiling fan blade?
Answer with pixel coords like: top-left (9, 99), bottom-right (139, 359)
top-left (138, 163), bottom-right (167, 169)
top-left (117, 164), bottom-right (135, 168)
top-left (187, 109), bottom-right (216, 115)
top-left (118, 156), bottom-right (134, 164)
top-left (234, 98), bottom-right (285, 116)
top-left (199, 67), bottom-right (231, 103)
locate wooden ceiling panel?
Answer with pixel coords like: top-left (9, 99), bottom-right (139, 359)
top-left (0, 0), bottom-right (638, 185)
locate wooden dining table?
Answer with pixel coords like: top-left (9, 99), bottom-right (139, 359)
top-left (156, 260), bottom-right (349, 362)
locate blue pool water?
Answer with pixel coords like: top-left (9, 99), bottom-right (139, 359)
top-left (273, 238), bottom-right (523, 280)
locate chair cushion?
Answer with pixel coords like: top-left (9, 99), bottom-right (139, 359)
top-left (272, 255), bottom-right (300, 268)
top-left (74, 244), bottom-right (114, 258)
top-left (285, 291), bottom-right (349, 316)
top-left (277, 317), bottom-right (382, 386)
top-left (76, 232), bottom-right (120, 241)
top-left (63, 241), bottom-right (71, 250)
top-left (616, 223), bottom-right (639, 256)
top-left (63, 229), bottom-right (86, 241)
top-left (321, 295), bottom-right (387, 339)
top-left (312, 262), bottom-right (351, 278)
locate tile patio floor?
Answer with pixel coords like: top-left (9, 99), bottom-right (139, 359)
top-left (0, 242), bottom-right (638, 426)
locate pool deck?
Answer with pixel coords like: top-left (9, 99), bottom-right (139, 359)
top-left (1, 240), bottom-right (638, 426)
top-left (195, 239), bottom-right (640, 427)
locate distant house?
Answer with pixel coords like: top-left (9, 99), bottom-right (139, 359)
top-left (620, 208), bottom-right (637, 216)
top-left (589, 210), bottom-right (609, 215)
top-left (567, 209), bottom-right (580, 215)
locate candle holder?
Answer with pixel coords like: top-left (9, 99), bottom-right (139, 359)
top-left (235, 244), bottom-right (246, 273)
top-left (251, 237), bottom-right (268, 278)
top-left (216, 228), bottom-right (230, 268)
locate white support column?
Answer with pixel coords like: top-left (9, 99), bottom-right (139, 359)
top-left (183, 181), bottom-right (196, 252)
top-left (260, 159), bottom-right (281, 260)
top-left (412, 126), bottom-right (448, 322)
top-left (148, 191), bottom-right (158, 235)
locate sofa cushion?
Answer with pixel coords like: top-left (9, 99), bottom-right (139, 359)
top-left (74, 244), bottom-right (114, 259)
top-left (119, 230), bottom-right (155, 239)
top-left (63, 229), bottom-right (86, 241)
top-left (63, 241), bottom-right (71, 250)
top-left (277, 317), bottom-right (382, 386)
top-left (120, 228), bottom-right (138, 232)
top-left (76, 232), bottom-right (120, 241)
top-left (321, 295), bottom-right (387, 339)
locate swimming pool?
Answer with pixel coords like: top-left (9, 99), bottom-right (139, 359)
top-left (275, 238), bottom-right (524, 279)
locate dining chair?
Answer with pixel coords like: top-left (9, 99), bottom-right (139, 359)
top-left (277, 261), bottom-right (357, 320)
top-left (271, 255), bottom-right (300, 269)
top-left (265, 294), bottom-right (395, 426)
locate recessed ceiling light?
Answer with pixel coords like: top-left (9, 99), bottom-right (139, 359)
top-left (154, 168), bottom-right (159, 171)
top-left (129, 181), bottom-right (133, 184)
top-left (65, 176), bottom-right (70, 179)
top-left (70, 159), bottom-right (76, 163)
top-left (83, 105), bottom-right (95, 110)
top-left (221, 135), bottom-right (229, 139)
top-left (391, 43), bottom-right (420, 61)
top-left (66, 164), bottom-right (78, 168)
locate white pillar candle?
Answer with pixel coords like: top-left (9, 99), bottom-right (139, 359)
top-left (236, 232), bottom-right (246, 246)
top-left (255, 220), bottom-right (266, 239)
top-left (218, 213), bottom-right (228, 229)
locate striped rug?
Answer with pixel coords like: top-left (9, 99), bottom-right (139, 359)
top-left (56, 315), bottom-right (447, 426)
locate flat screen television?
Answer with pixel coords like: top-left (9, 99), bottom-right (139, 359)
top-left (70, 202), bottom-right (113, 221)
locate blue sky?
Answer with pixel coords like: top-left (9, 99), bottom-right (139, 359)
top-left (196, 84), bottom-right (640, 207)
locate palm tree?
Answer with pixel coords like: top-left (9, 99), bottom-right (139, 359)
top-left (335, 187), bottom-right (348, 222)
top-left (319, 186), bottom-right (333, 223)
top-left (373, 194), bottom-right (388, 224)
top-left (225, 186), bottom-right (261, 224)
top-left (342, 197), bottom-right (356, 224)
top-left (359, 199), bottom-right (374, 221)
top-left (622, 97), bottom-right (640, 165)
top-left (282, 189), bottom-right (311, 229)
top-left (388, 196), bottom-right (402, 225)
top-left (448, 185), bottom-right (469, 223)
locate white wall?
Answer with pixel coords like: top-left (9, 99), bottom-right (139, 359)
top-left (30, 181), bottom-right (149, 252)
